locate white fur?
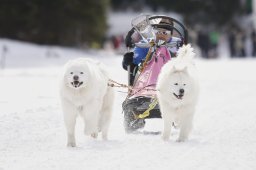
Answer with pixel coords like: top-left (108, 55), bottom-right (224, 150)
top-left (59, 58), bottom-right (114, 147)
top-left (156, 44), bottom-right (199, 142)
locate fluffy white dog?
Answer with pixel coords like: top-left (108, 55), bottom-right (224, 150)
top-left (156, 44), bottom-right (199, 142)
top-left (60, 58), bottom-right (114, 147)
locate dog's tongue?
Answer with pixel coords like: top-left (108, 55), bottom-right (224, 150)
top-left (73, 81), bottom-right (79, 85)
top-left (173, 93), bottom-right (183, 100)
top-left (178, 95), bottom-right (183, 99)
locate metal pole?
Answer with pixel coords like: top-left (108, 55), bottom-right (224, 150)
top-left (1, 45), bottom-right (8, 69)
top-left (253, 0), bottom-right (256, 29)
top-left (127, 65), bottom-right (131, 86)
top-left (127, 47), bottom-right (131, 86)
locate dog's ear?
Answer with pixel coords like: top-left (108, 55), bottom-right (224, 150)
top-left (172, 65), bottom-right (188, 73)
top-left (183, 66), bottom-right (188, 73)
top-left (172, 65), bottom-right (177, 72)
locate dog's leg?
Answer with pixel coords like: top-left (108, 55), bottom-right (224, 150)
top-left (83, 102), bottom-right (101, 138)
top-left (62, 101), bottom-right (77, 147)
top-left (65, 116), bottom-right (77, 147)
top-left (100, 109), bottom-right (112, 140)
top-left (100, 88), bottom-right (114, 140)
top-left (162, 117), bottom-right (172, 141)
top-left (64, 114), bottom-right (76, 147)
top-left (177, 112), bottom-right (194, 142)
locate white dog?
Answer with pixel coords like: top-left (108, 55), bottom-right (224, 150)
top-left (60, 58), bottom-right (114, 147)
top-left (156, 44), bottom-right (199, 142)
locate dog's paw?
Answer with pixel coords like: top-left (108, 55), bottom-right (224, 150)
top-left (162, 135), bottom-right (170, 141)
top-left (102, 133), bottom-right (108, 140)
top-left (91, 133), bottom-right (98, 139)
top-left (84, 126), bottom-right (99, 136)
top-left (176, 137), bottom-right (187, 142)
top-left (67, 142), bottom-right (76, 147)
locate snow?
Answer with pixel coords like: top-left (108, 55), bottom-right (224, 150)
top-left (1, 38), bottom-right (256, 170)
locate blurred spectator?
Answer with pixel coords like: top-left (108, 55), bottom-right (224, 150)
top-left (1, 45), bottom-right (8, 69)
top-left (209, 30), bottom-right (219, 58)
top-left (228, 29), bottom-right (236, 57)
top-left (188, 26), bottom-right (198, 46)
top-left (111, 35), bottom-right (124, 50)
top-left (234, 30), bottom-right (246, 57)
top-left (197, 30), bottom-right (210, 58)
top-left (252, 29), bottom-right (256, 57)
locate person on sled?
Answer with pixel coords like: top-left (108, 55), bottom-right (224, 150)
top-left (122, 17), bottom-right (182, 85)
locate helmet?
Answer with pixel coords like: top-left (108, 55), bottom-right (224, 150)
top-left (151, 17), bottom-right (174, 33)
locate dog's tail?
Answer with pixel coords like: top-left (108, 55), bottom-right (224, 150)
top-left (176, 43), bottom-right (195, 61)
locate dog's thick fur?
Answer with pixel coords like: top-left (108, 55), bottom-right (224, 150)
top-left (156, 44), bottom-right (199, 142)
top-left (60, 58), bottom-right (114, 147)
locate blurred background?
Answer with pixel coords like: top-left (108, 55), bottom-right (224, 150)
top-left (0, 0), bottom-right (256, 59)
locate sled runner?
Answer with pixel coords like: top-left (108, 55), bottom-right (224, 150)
top-left (122, 14), bottom-right (188, 133)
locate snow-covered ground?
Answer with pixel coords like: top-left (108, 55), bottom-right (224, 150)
top-left (0, 39), bottom-right (256, 170)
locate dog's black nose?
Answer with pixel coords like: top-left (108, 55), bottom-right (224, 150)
top-left (179, 89), bottom-right (184, 94)
top-left (73, 75), bottom-right (79, 81)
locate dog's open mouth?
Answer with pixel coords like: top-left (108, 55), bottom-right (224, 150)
top-left (173, 93), bottom-right (183, 100)
top-left (71, 81), bottom-right (83, 88)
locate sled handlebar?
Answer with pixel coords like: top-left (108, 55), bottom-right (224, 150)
top-left (135, 40), bottom-right (182, 48)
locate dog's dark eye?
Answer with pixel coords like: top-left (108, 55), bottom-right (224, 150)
top-left (80, 72), bottom-right (84, 74)
top-left (183, 84), bottom-right (186, 86)
top-left (174, 83), bottom-right (178, 85)
top-left (70, 72), bottom-right (73, 74)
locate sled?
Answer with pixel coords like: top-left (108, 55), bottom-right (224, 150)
top-left (122, 14), bottom-right (188, 133)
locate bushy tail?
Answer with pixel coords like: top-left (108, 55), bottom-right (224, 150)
top-left (176, 44), bottom-right (195, 61)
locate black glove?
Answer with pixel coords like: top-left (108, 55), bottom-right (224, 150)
top-left (177, 40), bottom-right (183, 48)
top-left (125, 28), bottom-right (135, 48)
top-left (122, 52), bottom-right (134, 70)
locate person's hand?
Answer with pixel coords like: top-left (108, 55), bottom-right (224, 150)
top-left (177, 40), bottom-right (183, 48)
top-left (122, 52), bottom-right (134, 70)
